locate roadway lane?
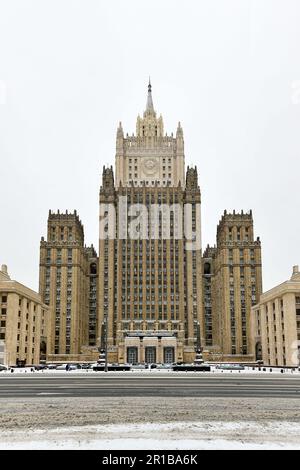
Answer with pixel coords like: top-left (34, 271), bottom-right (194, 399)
top-left (0, 373), bottom-right (300, 398)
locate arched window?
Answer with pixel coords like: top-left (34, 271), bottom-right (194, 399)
top-left (255, 342), bottom-right (262, 361)
top-left (204, 262), bottom-right (211, 275)
top-left (90, 263), bottom-right (97, 275)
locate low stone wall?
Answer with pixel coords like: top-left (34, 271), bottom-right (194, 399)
top-left (205, 353), bottom-right (255, 363)
top-left (47, 352), bottom-right (99, 363)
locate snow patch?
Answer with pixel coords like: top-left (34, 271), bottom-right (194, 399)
top-left (1, 420), bottom-right (300, 450)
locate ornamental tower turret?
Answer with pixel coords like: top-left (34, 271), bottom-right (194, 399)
top-left (115, 80), bottom-right (185, 188)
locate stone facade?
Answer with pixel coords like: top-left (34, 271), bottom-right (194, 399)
top-left (0, 264), bottom-right (48, 366)
top-left (251, 265), bottom-right (300, 367)
top-left (98, 83), bottom-right (202, 364)
top-left (37, 81), bottom-right (264, 365)
top-left (202, 211), bottom-right (262, 362)
top-left (39, 211), bottom-right (98, 362)
top-left (115, 81), bottom-right (185, 189)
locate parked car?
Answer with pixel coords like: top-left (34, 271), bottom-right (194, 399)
top-left (56, 364), bottom-right (68, 370)
top-left (55, 363), bottom-right (82, 371)
top-left (46, 364), bottom-right (58, 370)
top-left (156, 364), bottom-right (172, 370)
top-left (80, 363), bottom-right (92, 369)
top-left (30, 365), bottom-right (47, 371)
top-left (216, 364), bottom-right (245, 371)
top-left (144, 363), bottom-right (157, 369)
top-left (69, 364), bottom-right (82, 370)
top-left (0, 364), bottom-right (8, 372)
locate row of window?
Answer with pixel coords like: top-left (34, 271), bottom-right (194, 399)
top-left (128, 158), bottom-right (172, 164)
top-left (16, 346), bottom-right (35, 354)
top-left (1, 295), bottom-right (37, 311)
top-left (50, 226), bottom-right (74, 242)
top-left (126, 180), bottom-right (173, 186)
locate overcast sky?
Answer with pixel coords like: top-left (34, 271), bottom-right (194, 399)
top-left (0, 0), bottom-right (299, 292)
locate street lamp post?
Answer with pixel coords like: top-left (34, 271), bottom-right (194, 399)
top-left (221, 321), bottom-right (224, 362)
top-left (194, 320), bottom-right (204, 364)
top-left (98, 313), bottom-right (108, 372)
top-left (104, 313), bottom-right (108, 373)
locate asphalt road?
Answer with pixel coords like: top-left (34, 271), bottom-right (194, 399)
top-left (0, 373), bottom-right (300, 398)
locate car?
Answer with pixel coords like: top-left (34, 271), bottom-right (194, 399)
top-left (31, 365), bottom-right (47, 371)
top-left (56, 364), bottom-right (68, 370)
top-left (156, 364), bottom-right (172, 369)
top-left (144, 363), bottom-right (157, 369)
top-left (55, 363), bottom-right (82, 371)
top-left (69, 364), bottom-right (82, 370)
top-left (46, 364), bottom-right (58, 370)
top-left (0, 364), bottom-right (8, 372)
top-left (89, 362), bottom-right (100, 368)
top-left (216, 364), bottom-right (245, 371)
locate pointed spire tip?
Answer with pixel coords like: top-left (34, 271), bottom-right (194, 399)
top-left (146, 77), bottom-right (154, 113)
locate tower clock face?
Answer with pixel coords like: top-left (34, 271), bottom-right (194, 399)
top-left (142, 157), bottom-right (159, 176)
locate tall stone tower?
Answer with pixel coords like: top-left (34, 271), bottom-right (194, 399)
top-left (39, 210), bottom-right (98, 360)
top-left (98, 82), bottom-right (203, 364)
top-left (202, 210), bottom-right (262, 361)
top-left (115, 80), bottom-right (185, 188)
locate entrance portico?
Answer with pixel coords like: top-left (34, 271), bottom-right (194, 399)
top-left (122, 332), bottom-right (179, 364)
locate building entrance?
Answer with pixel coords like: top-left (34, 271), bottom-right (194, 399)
top-left (164, 346), bottom-right (174, 363)
top-left (127, 347), bottom-right (138, 364)
top-left (145, 346), bottom-right (156, 364)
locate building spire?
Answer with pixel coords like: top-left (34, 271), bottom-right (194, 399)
top-left (146, 77), bottom-right (154, 113)
top-left (137, 77), bottom-right (163, 137)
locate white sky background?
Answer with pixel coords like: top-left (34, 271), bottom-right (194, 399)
top-left (0, 0), bottom-right (299, 292)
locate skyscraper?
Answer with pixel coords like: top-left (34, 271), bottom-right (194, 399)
top-left (203, 211), bottom-right (262, 362)
top-left (98, 81), bottom-right (203, 364)
top-left (38, 81), bottom-right (263, 365)
top-left (39, 210), bottom-right (98, 361)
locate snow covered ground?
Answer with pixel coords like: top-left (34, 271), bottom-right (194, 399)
top-left (1, 421), bottom-right (300, 450)
top-left (1, 366), bottom-right (299, 450)
top-left (0, 365), bottom-right (299, 375)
